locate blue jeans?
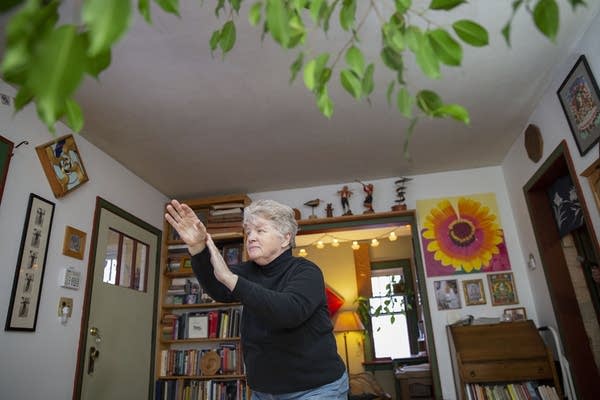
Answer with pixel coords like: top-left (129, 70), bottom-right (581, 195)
top-left (251, 371), bottom-right (349, 400)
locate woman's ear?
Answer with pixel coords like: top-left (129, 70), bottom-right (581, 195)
top-left (281, 233), bottom-right (291, 248)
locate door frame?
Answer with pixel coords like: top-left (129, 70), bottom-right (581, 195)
top-left (72, 197), bottom-right (162, 400)
top-left (523, 140), bottom-right (600, 399)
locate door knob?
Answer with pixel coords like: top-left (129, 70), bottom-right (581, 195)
top-left (89, 326), bottom-right (102, 343)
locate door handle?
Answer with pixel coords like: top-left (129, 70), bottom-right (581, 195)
top-left (88, 346), bottom-right (100, 375)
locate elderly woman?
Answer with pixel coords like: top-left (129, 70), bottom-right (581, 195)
top-left (165, 199), bottom-right (347, 400)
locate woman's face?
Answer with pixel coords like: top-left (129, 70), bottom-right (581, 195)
top-left (244, 215), bottom-right (290, 266)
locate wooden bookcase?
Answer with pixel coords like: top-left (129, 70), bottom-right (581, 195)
top-left (154, 194), bottom-right (251, 400)
top-left (447, 320), bottom-right (562, 400)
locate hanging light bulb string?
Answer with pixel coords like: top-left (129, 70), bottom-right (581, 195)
top-left (297, 227), bottom-right (406, 255)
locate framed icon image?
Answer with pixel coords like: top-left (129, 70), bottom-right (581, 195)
top-left (222, 243), bottom-right (243, 266)
top-left (462, 279), bottom-right (486, 306)
top-left (62, 225), bottom-right (87, 260)
top-left (487, 272), bottom-right (518, 306)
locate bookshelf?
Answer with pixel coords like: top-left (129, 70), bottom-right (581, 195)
top-left (447, 320), bottom-right (562, 400)
top-left (155, 194), bottom-right (251, 400)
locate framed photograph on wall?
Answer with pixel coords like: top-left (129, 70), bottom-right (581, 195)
top-left (462, 279), bottom-right (487, 306)
top-left (62, 225), bottom-right (87, 260)
top-left (433, 279), bottom-right (462, 310)
top-left (487, 272), bottom-right (519, 306)
top-left (5, 193), bottom-right (55, 331)
top-left (0, 135), bottom-right (14, 207)
top-left (35, 134), bottom-right (89, 198)
top-left (222, 243), bottom-right (243, 266)
top-left (557, 55), bottom-right (600, 156)
top-left (503, 307), bottom-right (527, 321)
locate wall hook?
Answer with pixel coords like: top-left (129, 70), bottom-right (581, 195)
top-left (11, 140), bottom-right (29, 156)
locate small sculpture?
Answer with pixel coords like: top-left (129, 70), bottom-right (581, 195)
top-left (303, 198), bottom-right (322, 219)
top-left (337, 185), bottom-right (353, 216)
top-left (392, 177), bottom-right (412, 211)
top-left (356, 180), bottom-right (374, 214)
top-left (325, 203), bottom-right (334, 218)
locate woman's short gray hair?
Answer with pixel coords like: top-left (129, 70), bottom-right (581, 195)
top-left (244, 199), bottom-right (298, 248)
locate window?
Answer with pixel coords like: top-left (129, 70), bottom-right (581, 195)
top-left (367, 260), bottom-right (419, 359)
top-left (103, 228), bottom-right (149, 292)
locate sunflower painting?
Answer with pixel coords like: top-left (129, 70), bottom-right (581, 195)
top-left (417, 193), bottom-right (511, 277)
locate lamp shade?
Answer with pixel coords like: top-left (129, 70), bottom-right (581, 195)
top-left (333, 310), bottom-right (365, 333)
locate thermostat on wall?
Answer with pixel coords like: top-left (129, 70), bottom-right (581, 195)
top-left (59, 267), bottom-right (81, 290)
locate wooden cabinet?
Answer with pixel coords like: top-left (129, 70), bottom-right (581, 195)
top-left (447, 320), bottom-right (561, 400)
top-left (154, 194), bottom-right (251, 400)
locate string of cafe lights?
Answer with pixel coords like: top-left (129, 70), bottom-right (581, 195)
top-left (296, 227), bottom-right (409, 257)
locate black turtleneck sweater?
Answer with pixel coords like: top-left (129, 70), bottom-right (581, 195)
top-left (191, 248), bottom-right (346, 394)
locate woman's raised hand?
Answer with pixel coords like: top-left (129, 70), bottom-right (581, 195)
top-left (165, 199), bottom-right (207, 255)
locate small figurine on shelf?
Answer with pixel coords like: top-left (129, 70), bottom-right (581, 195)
top-left (325, 203), bottom-right (334, 218)
top-left (392, 177), bottom-right (412, 211)
top-left (356, 180), bottom-right (374, 213)
top-left (337, 185), bottom-right (353, 216)
top-left (303, 198), bottom-right (322, 219)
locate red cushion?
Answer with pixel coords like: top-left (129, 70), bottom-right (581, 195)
top-left (325, 286), bottom-right (344, 316)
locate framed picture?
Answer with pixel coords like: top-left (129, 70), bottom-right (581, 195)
top-left (5, 193), bottom-right (55, 331)
top-left (487, 272), bottom-right (519, 306)
top-left (557, 55), bottom-right (600, 156)
top-left (35, 134), bottom-right (89, 198)
top-left (222, 243), bottom-right (243, 266)
top-left (434, 279), bottom-right (462, 310)
top-left (503, 307), bottom-right (527, 322)
top-left (187, 313), bottom-right (209, 339)
top-left (462, 279), bottom-right (486, 306)
top-left (0, 135), bottom-right (14, 207)
top-left (62, 225), bottom-right (87, 260)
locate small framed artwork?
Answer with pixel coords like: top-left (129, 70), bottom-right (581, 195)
top-left (462, 279), bottom-right (486, 306)
top-left (62, 225), bottom-right (87, 260)
top-left (557, 55), bottom-right (600, 156)
top-left (35, 134), bottom-right (89, 198)
top-left (0, 135), bottom-right (14, 207)
top-left (5, 193), bottom-right (55, 331)
top-left (187, 313), bottom-right (208, 339)
top-left (503, 307), bottom-right (527, 322)
top-left (487, 272), bottom-right (518, 306)
top-left (434, 279), bottom-right (462, 310)
top-left (222, 243), bottom-right (243, 266)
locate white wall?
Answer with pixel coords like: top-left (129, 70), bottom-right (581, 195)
top-left (0, 81), bottom-right (168, 400)
top-left (251, 166), bottom-right (532, 399)
top-left (502, 12), bottom-right (600, 332)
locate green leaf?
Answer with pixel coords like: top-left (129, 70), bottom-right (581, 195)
top-left (289, 52), bottom-right (304, 84)
top-left (501, 23), bottom-right (511, 46)
top-left (533, 0), bottom-right (559, 42)
top-left (383, 22), bottom-right (405, 52)
top-left (215, 0), bottom-right (225, 17)
top-left (27, 25), bottom-right (86, 129)
top-left (339, 0), bottom-right (356, 31)
top-left (0, 0), bottom-right (23, 12)
top-left (416, 90), bottom-right (443, 115)
top-left (154, 0), bottom-right (180, 15)
top-left (309, 0), bottom-right (325, 24)
top-left (322, 0), bottom-right (339, 32)
top-left (429, 0), bottom-right (466, 10)
top-left (65, 98), bottom-right (84, 132)
top-left (381, 47), bottom-right (403, 71)
top-left (452, 20), bottom-right (488, 47)
top-left (317, 88), bottom-right (334, 118)
top-left (304, 59), bottom-right (317, 91)
top-left (567, 0), bottom-right (586, 9)
top-left (395, 0), bottom-right (412, 13)
top-left (209, 30), bottom-right (221, 54)
top-left (249, 2), bottom-right (263, 26)
top-left (412, 30), bottom-right (440, 79)
top-left (345, 46), bottom-right (364, 76)
top-left (403, 117), bottom-right (418, 159)
top-left (230, 0), bottom-right (242, 13)
top-left (83, 0), bottom-right (133, 56)
top-left (397, 87), bottom-right (413, 118)
top-left (362, 64), bottom-right (375, 96)
top-left (86, 49), bottom-right (111, 79)
top-left (433, 104), bottom-right (470, 124)
top-left (13, 86), bottom-right (33, 112)
top-left (386, 81), bottom-right (396, 106)
top-left (427, 29), bottom-right (462, 66)
top-left (219, 21), bottom-right (237, 53)
top-left (138, 0), bottom-right (151, 23)
top-left (266, 0), bottom-right (291, 47)
top-left (340, 69), bottom-right (362, 99)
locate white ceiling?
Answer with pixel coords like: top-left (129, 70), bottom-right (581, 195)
top-left (4, 2), bottom-right (600, 199)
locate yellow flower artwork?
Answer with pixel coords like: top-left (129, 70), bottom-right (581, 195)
top-left (417, 193), bottom-right (512, 277)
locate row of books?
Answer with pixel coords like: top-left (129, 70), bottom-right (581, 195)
top-left (465, 382), bottom-right (560, 400)
top-left (155, 378), bottom-right (247, 400)
top-left (207, 202), bottom-right (244, 224)
top-left (159, 346), bottom-right (241, 377)
top-left (161, 309), bottom-right (242, 340)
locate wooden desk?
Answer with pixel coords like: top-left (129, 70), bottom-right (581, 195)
top-left (394, 364), bottom-right (433, 400)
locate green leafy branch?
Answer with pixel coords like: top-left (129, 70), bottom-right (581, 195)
top-left (0, 0), bottom-right (585, 140)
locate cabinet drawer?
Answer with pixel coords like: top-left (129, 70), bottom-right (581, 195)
top-left (461, 359), bottom-right (551, 382)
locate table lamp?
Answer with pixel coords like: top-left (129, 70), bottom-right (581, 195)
top-left (333, 310), bottom-right (365, 371)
